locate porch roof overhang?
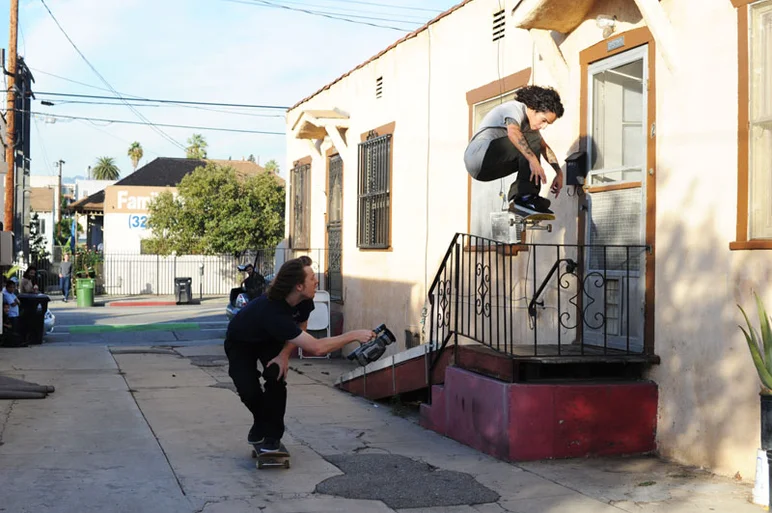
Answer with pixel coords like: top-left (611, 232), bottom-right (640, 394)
top-left (291, 109), bottom-right (350, 159)
top-left (291, 109), bottom-right (349, 140)
top-left (511, 0), bottom-right (595, 33)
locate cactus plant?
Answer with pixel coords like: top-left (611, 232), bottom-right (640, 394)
top-left (739, 293), bottom-right (772, 394)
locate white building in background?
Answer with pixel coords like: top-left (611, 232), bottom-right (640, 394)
top-left (28, 187), bottom-right (55, 258)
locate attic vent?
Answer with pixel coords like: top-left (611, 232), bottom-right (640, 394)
top-left (376, 76), bottom-right (383, 99)
top-left (492, 10), bottom-right (505, 41)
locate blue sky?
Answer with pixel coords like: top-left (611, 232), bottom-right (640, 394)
top-left (0, 0), bottom-right (460, 181)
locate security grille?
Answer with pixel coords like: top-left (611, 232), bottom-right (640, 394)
top-left (290, 161), bottom-right (311, 249)
top-left (357, 132), bottom-right (391, 249)
top-left (327, 154), bottom-right (343, 300)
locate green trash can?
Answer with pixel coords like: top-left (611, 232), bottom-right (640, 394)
top-left (75, 278), bottom-right (95, 307)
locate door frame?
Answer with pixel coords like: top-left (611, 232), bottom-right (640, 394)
top-left (579, 26), bottom-right (656, 355)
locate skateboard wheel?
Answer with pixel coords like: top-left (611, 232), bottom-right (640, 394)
top-left (251, 450), bottom-right (257, 458)
top-left (284, 460), bottom-right (290, 469)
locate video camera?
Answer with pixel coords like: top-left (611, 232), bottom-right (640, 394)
top-left (347, 324), bottom-right (396, 367)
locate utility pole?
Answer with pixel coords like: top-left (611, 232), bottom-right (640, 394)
top-left (55, 159), bottom-right (64, 225)
top-left (4, 0), bottom-right (18, 232)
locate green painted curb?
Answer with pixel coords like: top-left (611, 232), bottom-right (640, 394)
top-left (68, 322), bottom-right (200, 334)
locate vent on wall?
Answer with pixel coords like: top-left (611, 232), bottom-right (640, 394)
top-left (376, 76), bottom-right (383, 99)
top-left (492, 9), bottom-right (505, 41)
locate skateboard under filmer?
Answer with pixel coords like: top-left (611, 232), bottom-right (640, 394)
top-left (250, 442), bottom-right (291, 469)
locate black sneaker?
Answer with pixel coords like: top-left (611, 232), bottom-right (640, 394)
top-left (258, 437), bottom-right (282, 454)
top-left (248, 423), bottom-right (264, 445)
top-left (511, 194), bottom-right (553, 215)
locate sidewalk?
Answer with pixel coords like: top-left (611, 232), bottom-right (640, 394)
top-left (0, 343), bottom-right (763, 513)
top-left (46, 294), bottom-right (228, 309)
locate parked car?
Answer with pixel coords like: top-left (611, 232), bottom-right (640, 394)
top-left (44, 309), bottom-right (55, 333)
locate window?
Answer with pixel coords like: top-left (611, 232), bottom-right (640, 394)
top-left (749, 1), bottom-right (772, 238)
top-left (357, 131), bottom-right (392, 249)
top-left (733, 0), bottom-right (772, 248)
top-left (40, 218), bottom-right (45, 235)
top-left (290, 160), bottom-right (311, 249)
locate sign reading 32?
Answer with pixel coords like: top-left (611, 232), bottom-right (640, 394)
top-left (128, 215), bottom-right (148, 229)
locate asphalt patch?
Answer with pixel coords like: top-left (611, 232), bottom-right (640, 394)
top-left (316, 454), bottom-right (499, 509)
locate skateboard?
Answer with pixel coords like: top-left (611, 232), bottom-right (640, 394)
top-left (509, 212), bottom-right (555, 233)
top-left (251, 443), bottom-right (291, 469)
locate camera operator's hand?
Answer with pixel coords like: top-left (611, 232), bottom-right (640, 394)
top-left (265, 353), bottom-right (290, 381)
top-left (352, 329), bottom-right (376, 344)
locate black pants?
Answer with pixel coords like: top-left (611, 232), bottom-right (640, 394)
top-left (224, 337), bottom-right (287, 440)
top-left (465, 134), bottom-right (540, 199)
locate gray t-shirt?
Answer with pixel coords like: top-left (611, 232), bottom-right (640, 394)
top-left (60, 261), bottom-right (72, 277)
top-left (471, 100), bottom-right (543, 153)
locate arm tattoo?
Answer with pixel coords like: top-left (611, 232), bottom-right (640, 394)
top-left (506, 120), bottom-right (537, 160)
top-left (544, 144), bottom-right (561, 173)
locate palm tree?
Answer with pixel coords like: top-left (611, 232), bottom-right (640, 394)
top-left (92, 157), bottom-right (120, 180)
top-left (127, 141), bottom-right (144, 172)
top-left (186, 133), bottom-right (208, 159)
top-left (264, 159), bottom-right (279, 174)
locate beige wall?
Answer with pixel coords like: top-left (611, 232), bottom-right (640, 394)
top-left (286, 0), bottom-right (767, 480)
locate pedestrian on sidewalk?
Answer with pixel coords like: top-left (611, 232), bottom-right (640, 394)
top-left (59, 253), bottom-right (73, 302)
top-left (224, 257), bottom-right (374, 455)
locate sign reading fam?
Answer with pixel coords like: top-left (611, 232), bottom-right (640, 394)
top-left (104, 186), bottom-right (175, 214)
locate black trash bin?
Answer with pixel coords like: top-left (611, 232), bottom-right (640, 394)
top-left (18, 293), bottom-right (50, 345)
top-left (174, 277), bottom-right (192, 304)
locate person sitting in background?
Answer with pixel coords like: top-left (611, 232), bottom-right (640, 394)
top-left (20, 266), bottom-right (39, 294)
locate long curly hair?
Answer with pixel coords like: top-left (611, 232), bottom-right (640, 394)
top-left (267, 257), bottom-right (314, 301)
top-left (515, 86), bottom-right (564, 118)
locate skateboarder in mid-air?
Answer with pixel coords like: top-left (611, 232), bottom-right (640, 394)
top-left (225, 257), bottom-right (375, 455)
top-left (464, 85), bottom-right (565, 215)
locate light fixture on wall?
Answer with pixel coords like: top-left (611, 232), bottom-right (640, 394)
top-left (595, 14), bottom-right (617, 38)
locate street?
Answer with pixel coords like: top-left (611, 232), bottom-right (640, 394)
top-left (44, 296), bottom-right (229, 346)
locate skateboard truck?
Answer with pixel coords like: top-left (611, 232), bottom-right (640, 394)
top-left (510, 213), bottom-right (554, 233)
top-left (347, 324), bottom-right (396, 367)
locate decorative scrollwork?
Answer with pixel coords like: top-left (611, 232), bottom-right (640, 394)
top-left (557, 265), bottom-right (608, 332)
top-left (475, 263), bottom-right (491, 318)
top-left (436, 279), bottom-right (452, 327)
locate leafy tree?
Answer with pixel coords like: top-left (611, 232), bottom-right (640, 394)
top-left (264, 159), bottom-right (279, 174)
top-left (247, 154), bottom-right (256, 163)
top-left (54, 217), bottom-right (73, 246)
top-left (92, 157), bottom-right (120, 180)
top-left (186, 133), bottom-right (208, 159)
top-left (145, 163), bottom-right (285, 255)
top-left (30, 213), bottom-right (50, 261)
top-left (127, 141), bottom-right (144, 172)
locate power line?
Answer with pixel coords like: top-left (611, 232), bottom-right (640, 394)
top-left (312, 0), bottom-right (443, 13)
top-left (30, 69), bottom-right (285, 118)
top-left (34, 91), bottom-right (289, 110)
top-left (28, 111), bottom-right (285, 135)
top-left (253, 0), bottom-right (431, 21)
top-left (222, 0), bottom-right (414, 31)
top-left (39, 0), bottom-right (187, 150)
top-left (226, 0), bottom-right (426, 23)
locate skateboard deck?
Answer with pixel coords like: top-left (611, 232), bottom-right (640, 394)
top-left (250, 443), bottom-right (291, 469)
top-left (510, 212), bottom-right (555, 233)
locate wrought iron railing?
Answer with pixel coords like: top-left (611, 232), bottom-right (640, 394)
top-left (427, 233), bottom-right (651, 385)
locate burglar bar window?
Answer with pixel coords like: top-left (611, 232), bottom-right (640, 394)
top-left (357, 133), bottom-right (392, 249)
top-left (290, 161), bottom-right (311, 249)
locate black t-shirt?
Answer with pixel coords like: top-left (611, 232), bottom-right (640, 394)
top-left (226, 295), bottom-right (301, 349)
top-left (292, 298), bottom-right (315, 324)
